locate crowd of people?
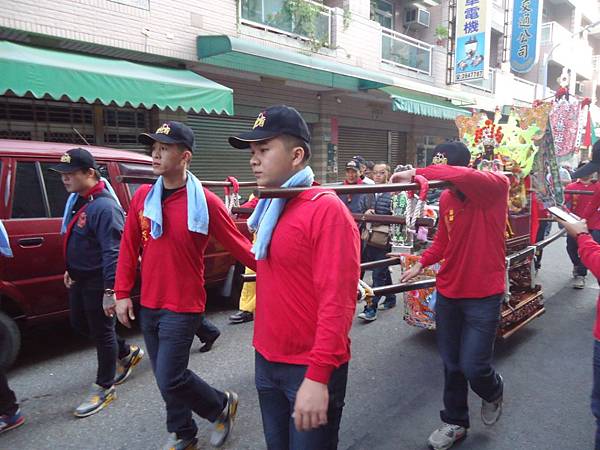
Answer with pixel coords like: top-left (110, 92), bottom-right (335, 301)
top-left (2, 105), bottom-right (600, 450)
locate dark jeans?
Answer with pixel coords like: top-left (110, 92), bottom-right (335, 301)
top-left (567, 231), bottom-right (600, 277)
top-left (69, 277), bottom-right (130, 389)
top-left (534, 221), bottom-right (552, 270)
top-left (567, 235), bottom-right (588, 277)
top-left (435, 293), bottom-right (504, 428)
top-left (592, 340), bottom-right (600, 450)
top-left (195, 314), bottom-right (220, 343)
top-left (364, 245), bottom-right (396, 310)
top-left (140, 307), bottom-right (226, 440)
top-left (0, 370), bottom-right (18, 416)
top-left (255, 352), bottom-right (348, 450)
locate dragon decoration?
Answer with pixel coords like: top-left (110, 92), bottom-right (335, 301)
top-left (455, 104), bottom-right (552, 213)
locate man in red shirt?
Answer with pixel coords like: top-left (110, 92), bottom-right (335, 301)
top-left (393, 141), bottom-right (509, 450)
top-left (559, 214), bottom-right (600, 450)
top-left (229, 105), bottom-right (360, 450)
top-left (114, 121), bottom-right (256, 450)
top-left (565, 161), bottom-right (597, 288)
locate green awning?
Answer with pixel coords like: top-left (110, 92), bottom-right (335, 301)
top-left (382, 86), bottom-right (470, 120)
top-left (0, 40), bottom-right (233, 114)
top-left (197, 35), bottom-right (394, 91)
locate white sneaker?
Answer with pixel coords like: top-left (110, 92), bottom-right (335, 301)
top-left (573, 276), bottom-right (586, 289)
top-left (427, 423), bottom-right (467, 450)
top-left (481, 374), bottom-right (504, 426)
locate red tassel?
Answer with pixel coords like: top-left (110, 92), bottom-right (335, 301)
top-left (584, 109), bottom-right (592, 148)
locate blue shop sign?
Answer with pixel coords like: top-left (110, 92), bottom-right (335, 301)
top-left (510, 0), bottom-right (542, 73)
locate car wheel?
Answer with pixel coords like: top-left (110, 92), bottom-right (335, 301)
top-left (0, 311), bottom-right (20, 369)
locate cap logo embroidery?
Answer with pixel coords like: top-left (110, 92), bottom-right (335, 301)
top-left (432, 152), bottom-right (448, 165)
top-left (60, 154), bottom-right (71, 163)
top-left (156, 123), bottom-right (171, 135)
top-left (253, 113), bottom-right (266, 129)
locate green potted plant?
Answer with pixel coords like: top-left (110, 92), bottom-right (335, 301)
top-left (434, 24), bottom-right (449, 46)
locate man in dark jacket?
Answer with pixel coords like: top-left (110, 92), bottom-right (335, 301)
top-left (358, 163), bottom-right (396, 322)
top-left (52, 148), bottom-right (143, 418)
top-left (338, 160), bottom-right (373, 213)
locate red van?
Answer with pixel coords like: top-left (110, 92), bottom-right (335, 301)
top-left (0, 140), bottom-right (248, 368)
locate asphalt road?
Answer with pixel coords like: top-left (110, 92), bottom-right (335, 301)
top-left (1, 234), bottom-right (597, 450)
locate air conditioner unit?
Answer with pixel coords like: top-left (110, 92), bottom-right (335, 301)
top-left (405, 6), bottom-right (430, 28)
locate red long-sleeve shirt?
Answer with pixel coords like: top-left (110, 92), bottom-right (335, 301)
top-left (569, 182), bottom-right (600, 228)
top-left (416, 165), bottom-right (509, 299)
top-left (115, 184), bottom-right (255, 313)
top-left (253, 188), bottom-right (360, 384)
top-left (577, 234), bottom-right (600, 340)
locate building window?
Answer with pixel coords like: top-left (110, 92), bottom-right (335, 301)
top-left (372, 0), bottom-right (394, 29)
top-left (0, 97), bottom-right (95, 144)
top-left (0, 131), bottom-right (32, 140)
top-left (43, 131), bottom-right (95, 145)
top-left (103, 108), bottom-right (149, 149)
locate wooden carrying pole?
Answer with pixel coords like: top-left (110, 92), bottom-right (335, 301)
top-left (254, 172), bottom-right (515, 199)
top-left (352, 213), bottom-right (435, 227)
top-left (255, 180), bottom-right (451, 199)
top-left (116, 175), bottom-right (257, 188)
top-left (564, 189), bottom-right (594, 195)
top-left (231, 210), bottom-right (437, 227)
top-left (241, 257), bottom-right (403, 283)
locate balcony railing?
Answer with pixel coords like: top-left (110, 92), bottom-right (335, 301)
top-left (593, 55), bottom-right (600, 73)
top-left (239, 0), bottom-right (332, 46)
top-left (513, 76), bottom-right (537, 102)
top-left (464, 68), bottom-right (496, 93)
top-left (381, 28), bottom-right (433, 75)
top-left (512, 76), bottom-right (554, 103)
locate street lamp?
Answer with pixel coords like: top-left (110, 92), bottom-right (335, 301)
top-left (540, 19), bottom-right (600, 99)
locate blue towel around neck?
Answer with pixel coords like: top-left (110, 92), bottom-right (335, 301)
top-left (248, 166), bottom-right (314, 260)
top-left (143, 171), bottom-right (209, 239)
top-left (60, 177), bottom-right (121, 235)
top-left (0, 220), bottom-right (13, 258)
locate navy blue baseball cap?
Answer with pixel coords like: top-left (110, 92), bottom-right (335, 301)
top-left (228, 105), bottom-right (311, 149)
top-left (50, 148), bottom-right (99, 173)
top-left (431, 141), bottom-right (471, 167)
top-left (572, 140), bottom-right (600, 179)
top-left (346, 160), bottom-right (361, 172)
top-left (139, 121), bottom-right (195, 152)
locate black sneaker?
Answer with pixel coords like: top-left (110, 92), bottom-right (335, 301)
top-left (114, 345), bottom-right (144, 385)
top-left (162, 433), bottom-right (198, 450)
top-left (210, 391), bottom-right (239, 447)
top-left (229, 311), bottom-right (254, 324)
top-left (199, 332), bottom-right (220, 353)
top-left (74, 384), bottom-right (116, 418)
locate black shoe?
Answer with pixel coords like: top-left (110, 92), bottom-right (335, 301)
top-left (229, 311), bottom-right (254, 324)
top-left (114, 345), bottom-right (144, 385)
top-left (210, 391), bottom-right (239, 447)
top-left (199, 332), bottom-right (220, 353)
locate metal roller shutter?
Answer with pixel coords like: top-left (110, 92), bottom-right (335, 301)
top-left (187, 115), bottom-right (256, 189)
top-left (390, 131), bottom-right (408, 169)
top-left (337, 127), bottom-right (389, 181)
